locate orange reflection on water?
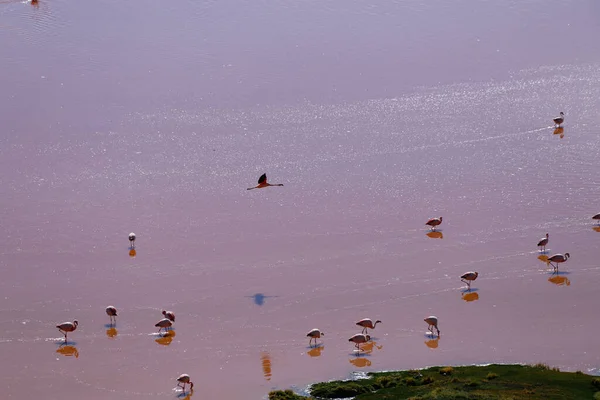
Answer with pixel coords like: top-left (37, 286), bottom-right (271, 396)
top-left (155, 330), bottom-right (175, 346)
top-left (360, 340), bottom-right (382, 354)
top-left (129, 249), bottom-right (137, 258)
top-left (593, 226), bottom-right (600, 233)
top-left (261, 352), bottom-right (272, 381)
top-left (307, 345), bottom-right (324, 358)
top-left (349, 357), bottom-right (371, 368)
top-left (425, 337), bottom-right (440, 349)
top-left (106, 327), bottom-right (118, 339)
top-left (56, 345), bottom-right (79, 358)
top-left (462, 292), bottom-right (479, 302)
top-left (548, 274), bottom-right (571, 286)
top-left (553, 127), bottom-right (564, 138)
top-left (426, 231), bottom-right (443, 239)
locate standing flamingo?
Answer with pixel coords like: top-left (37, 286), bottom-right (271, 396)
top-left (424, 316), bottom-right (440, 336)
top-left (176, 374), bottom-right (194, 392)
top-left (553, 112), bottom-right (565, 127)
top-left (593, 213), bottom-right (600, 225)
top-left (537, 233), bottom-right (549, 252)
top-left (129, 232), bottom-right (136, 248)
top-left (426, 217), bottom-right (443, 231)
top-left (105, 306), bottom-right (118, 325)
top-left (306, 328), bottom-right (324, 347)
top-left (356, 318), bottom-right (382, 334)
top-left (547, 253), bottom-right (570, 271)
top-left (155, 318), bottom-right (173, 333)
top-left (56, 320), bottom-right (78, 342)
top-left (349, 333), bottom-right (371, 352)
top-left (461, 271), bottom-right (478, 290)
top-left (247, 173), bottom-right (284, 190)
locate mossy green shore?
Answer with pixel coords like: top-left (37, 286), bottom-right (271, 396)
top-left (269, 364), bottom-right (600, 399)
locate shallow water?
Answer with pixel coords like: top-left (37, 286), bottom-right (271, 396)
top-left (1, 0), bottom-right (600, 398)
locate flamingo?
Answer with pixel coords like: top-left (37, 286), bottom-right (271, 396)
top-left (356, 318), bottom-right (381, 334)
top-left (105, 306), bottom-right (117, 324)
top-left (176, 374), bottom-right (194, 392)
top-left (155, 318), bottom-right (173, 333)
top-left (129, 232), bottom-right (136, 248)
top-left (461, 271), bottom-right (478, 290)
top-left (162, 310), bottom-right (175, 322)
top-left (56, 320), bottom-right (78, 342)
top-left (593, 213), bottom-right (600, 225)
top-left (306, 328), bottom-right (324, 347)
top-left (247, 173), bottom-right (284, 190)
top-left (424, 316), bottom-right (440, 336)
top-left (553, 112), bottom-right (565, 127)
top-left (349, 333), bottom-right (371, 352)
top-left (426, 217), bottom-right (443, 231)
top-left (547, 253), bottom-right (570, 271)
top-left (537, 233), bottom-right (549, 252)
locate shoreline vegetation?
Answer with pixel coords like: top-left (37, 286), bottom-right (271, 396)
top-left (269, 364), bottom-right (600, 399)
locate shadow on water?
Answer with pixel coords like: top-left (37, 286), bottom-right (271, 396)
top-left (56, 345), bottom-right (79, 358)
top-left (176, 390), bottom-right (193, 399)
top-left (106, 327), bottom-right (118, 338)
top-left (460, 287), bottom-right (479, 294)
top-left (425, 337), bottom-right (440, 349)
top-left (155, 330), bottom-right (176, 346)
top-left (261, 352), bottom-right (272, 381)
top-left (426, 231), bottom-right (443, 239)
top-left (462, 291), bottom-right (480, 302)
top-left (246, 293), bottom-right (278, 306)
top-left (307, 344), bottom-right (324, 358)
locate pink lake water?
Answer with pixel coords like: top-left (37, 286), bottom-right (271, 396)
top-left (1, 0), bottom-right (600, 398)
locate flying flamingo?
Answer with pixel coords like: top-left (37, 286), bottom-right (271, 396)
top-left (306, 328), bottom-right (324, 347)
top-left (176, 374), bottom-right (194, 392)
top-left (155, 318), bottom-right (173, 333)
top-left (547, 253), bottom-right (570, 271)
top-left (424, 316), bottom-right (440, 336)
top-left (162, 310), bottom-right (175, 322)
top-left (461, 271), bottom-right (478, 290)
top-left (356, 318), bottom-right (382, 334)
top-left (56, 320), bottom-right (78, 342)
top-left (537, 233), bottom-right (549, 252)
top-left (247, 173), bottom-right (284, 190)
top-left (553, 112), bottom-right (565, 127)
top-left (105, 306), bottom-right (117, 324)
top-left (129, 232), bottom-right (136, 248)
top-left (349, 333), bottom-right (371, 352)
top-left (426, 217), bottom-right (443, 231)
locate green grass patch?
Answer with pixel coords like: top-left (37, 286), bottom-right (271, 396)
top-left (269, 364), bottom-right (599, 399)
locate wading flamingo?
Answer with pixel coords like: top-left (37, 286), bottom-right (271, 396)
top-left (547, 253), bottom-right (570, 271)
top-left (105, 306), bottom-right (117, 324)
top-left (176, 374), bottom-right (194, 392)
top-left (356, 318), bottom-right (381, 334)
top-left (247, 173), bottom-right (284, 190)
top-left (56, 320), bottom-right (78, 342)
top-left (424, 316), bottom-right (440, 336)
top-left (306, 328), bottom-right (324, 347)
top-left (426, 217), bottom-right (443, 231)
top-left (162, 310), bottom-right (175, 322)
top-left (461, 271), bottom-right (478, 290)
top-left (349, 333), bottom-right (371, 352)
top-left (553, 112), bottom-right (565, 127)
top-left (537, 233), bottom-right (549, 252)
top-left (155, 318), bottom-right (172, 333)
top-left (593, 213), bottom-right (600, 225)
top-left (129, 232), bottom-right (136, 248)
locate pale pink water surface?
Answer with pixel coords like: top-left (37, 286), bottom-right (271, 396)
top-left (2, 0), bottom-right (600, 399)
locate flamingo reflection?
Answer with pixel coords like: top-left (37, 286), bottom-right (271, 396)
top-left (349, 357), bottom-right (371, 368)
top-left (425, 337), bottom-right (440, 349)
top-left (261, 352), bottom-right (272, 381)
top-left (462, 291), bottom-right (479, 302)
top-left (155, 330), bottom-right (176, 346)
top-left (426, 231), bottom-right (443, 239)
top-left (360, 340), bottom-right (383, 354)
top-left (553, 127), bottom-right (564, 138)
top-left (538, 254), bottom-right (549, 263)
top-left (593, 226), bottom-right (600, 233)
top-left (548, 274), bottom-right (571, 286)
top-left (106, 327), bottom-right (118, 339)
top-left (129, 249), bottom-right (136, 258)
top-left (56, 345), bottom-right (79, 358)
top-left (307, 345), bottom-right (324, 358)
